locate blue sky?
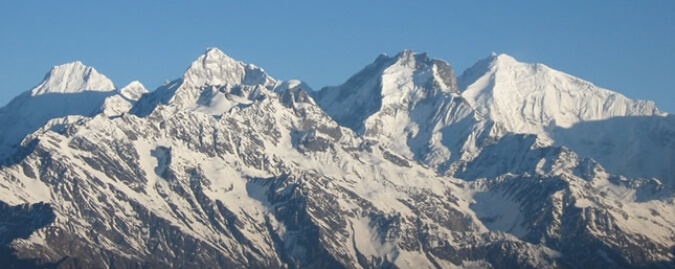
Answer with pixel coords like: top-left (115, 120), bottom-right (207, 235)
top-left (1, 1), bottom-right (674, 111)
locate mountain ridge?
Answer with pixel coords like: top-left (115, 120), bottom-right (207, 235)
top-left (0, 48), bottom-right (672, 268)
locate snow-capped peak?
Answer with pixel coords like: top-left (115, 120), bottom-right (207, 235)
top-left (30, 61), bottom-right (116, 96)
top-left (491, 53), bottom-right (519, 67)
top-left (273, 79), bottom-right (313, 93)
top-left (1, 49), bottom-right (674, 269)
top-left (119, 81), bottom-right (148, 100)
top-left (316, 50), bottom-right (460, 132)
top-left (99, 81), bottom-right (148, 117)
top-left (182, 47), bottom-right (275, 88)
top-left (129, 48), bottom-right (279, 116)
top-left (391, 50), bottom-right (429, 66)
top-left (458, 53), bottom-right (663, 134)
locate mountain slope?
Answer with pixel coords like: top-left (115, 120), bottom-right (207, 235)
top-left (315, 51), bottom-right (486, 169)
top-left (0, 48), bottom-right (672, 268)
top-left (0, 62), bottom-right (152, 161)
top-left (0, 62), bottom-right (117, 159)
top-left (132, 48), bottom-right (277, 117)
top-left (459, 53), bottom-right (674, 183)
top-left (100, 81), bottom-right (149, 117)
top-left (458, 53), bottom-right (663, 136)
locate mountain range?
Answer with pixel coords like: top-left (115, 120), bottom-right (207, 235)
top-left (0, 48), bottom-right (673, 268)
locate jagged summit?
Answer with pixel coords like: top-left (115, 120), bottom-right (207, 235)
top-left (99, 81), bottom-right (148, 117)
top-left (130, 47), bottom-right (280, 116)
top-left (315, 50), bottom-right (475, 167)
top-left (0, 48), bottom-right (673, 268)
top-left (182, 47), bottom-right (275, 88)
top-left (385, 49), bottom-right (430, 66)
top-left (316, 50), bottom-right (460, 133)
top-left (30, 61), bottom-right (115, 96)
top-left (373, 49), bottom-right (438, 71)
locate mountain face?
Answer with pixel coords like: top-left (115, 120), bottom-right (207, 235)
top-left (0, 62), bottom-right (149, 160)
top-left (100, 81), bottom-right (149, 117)
top-left (315, 51), bottom-right (483, 170)
top-left (0, 48), bottom-right (673, 269)
top-left (457, 53), bottom-right (674, 184)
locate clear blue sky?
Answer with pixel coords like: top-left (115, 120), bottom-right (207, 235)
top-left (1, 1), bottom-right (674, 112)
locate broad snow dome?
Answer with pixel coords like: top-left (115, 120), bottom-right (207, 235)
top-left (30, 61), bottom-right (116, 96)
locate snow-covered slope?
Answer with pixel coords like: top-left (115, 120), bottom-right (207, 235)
top-left (0, 48), bottom-right (673, 268)
top-left (0, 62), bottom-right (117, 159)
top-left (29, 61), bottom-right (116, 96)
top-left (316, 50), bottom-right (460, 133)
top-left (133, 48), bottom-right (277, 117)
top-left (0, 62), bottom-right (153, 160)
top-left (458, 53), bottom-right (674, 183)
top-left (553, 114), bottom-right (675, 185)
top-left (315, 51), bottom-right (486, 169)
top-left (459, 53), bottom-right (663, 136)
top-left (100, 81), bottom-right (149, 117)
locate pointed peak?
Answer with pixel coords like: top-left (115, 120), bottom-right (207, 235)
top-left (205, 46), bottom-right (222, 53)
top-left (30, 61), bottom-right (115, 96)
top-left (393, 49), bottom-right (429, 61)
top-left (182, 47), bottom-right (274, 87)
top-left (273, 79), bottom-right (313, 94)
top-left (193, 47), bottom-right (239, 69)
top-left (123, 80), bottom-right (145, 88)
top-left (480, 52), bottom-right (518, 65)
top-left (396, 49), bottom-right (416, 57)
top-left (53, 60), bottom-right (87, 70)
top-left (459, 52), bottom-right (523, 85)
top-left (492, 53), bottom-right (518, 65)
top-left (369, 49), bottom-right (433, 69)
top-left (203, 47), bottom-right (233, 61)
top-left (119, 81), bottom-right (148, 100)
top-left (44, 61), bottom-right (93, 79)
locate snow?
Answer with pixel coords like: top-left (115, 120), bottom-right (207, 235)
top-left (0, 61), bottom-right (124, 158)
top-left (457, 52), bottom-right (673, 183)
top-left (181, 47), bottom-right (275, 89)
top-left (30, 61), bottom-right (115, 96)
top-left (100, 81), bottom-right (149, 117)
top-left (119, 81), bottom-right (148, 100)
top-left (459, 52), bottom-right (664, 134)
top-left (574, 198), bottom-right (595, 208)
top-left (316, 49), bottom-right (476, 168)
top-left (273, 79), bottom-right (313, 93)
top-left (0, 47), bottom-right (673, 267)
